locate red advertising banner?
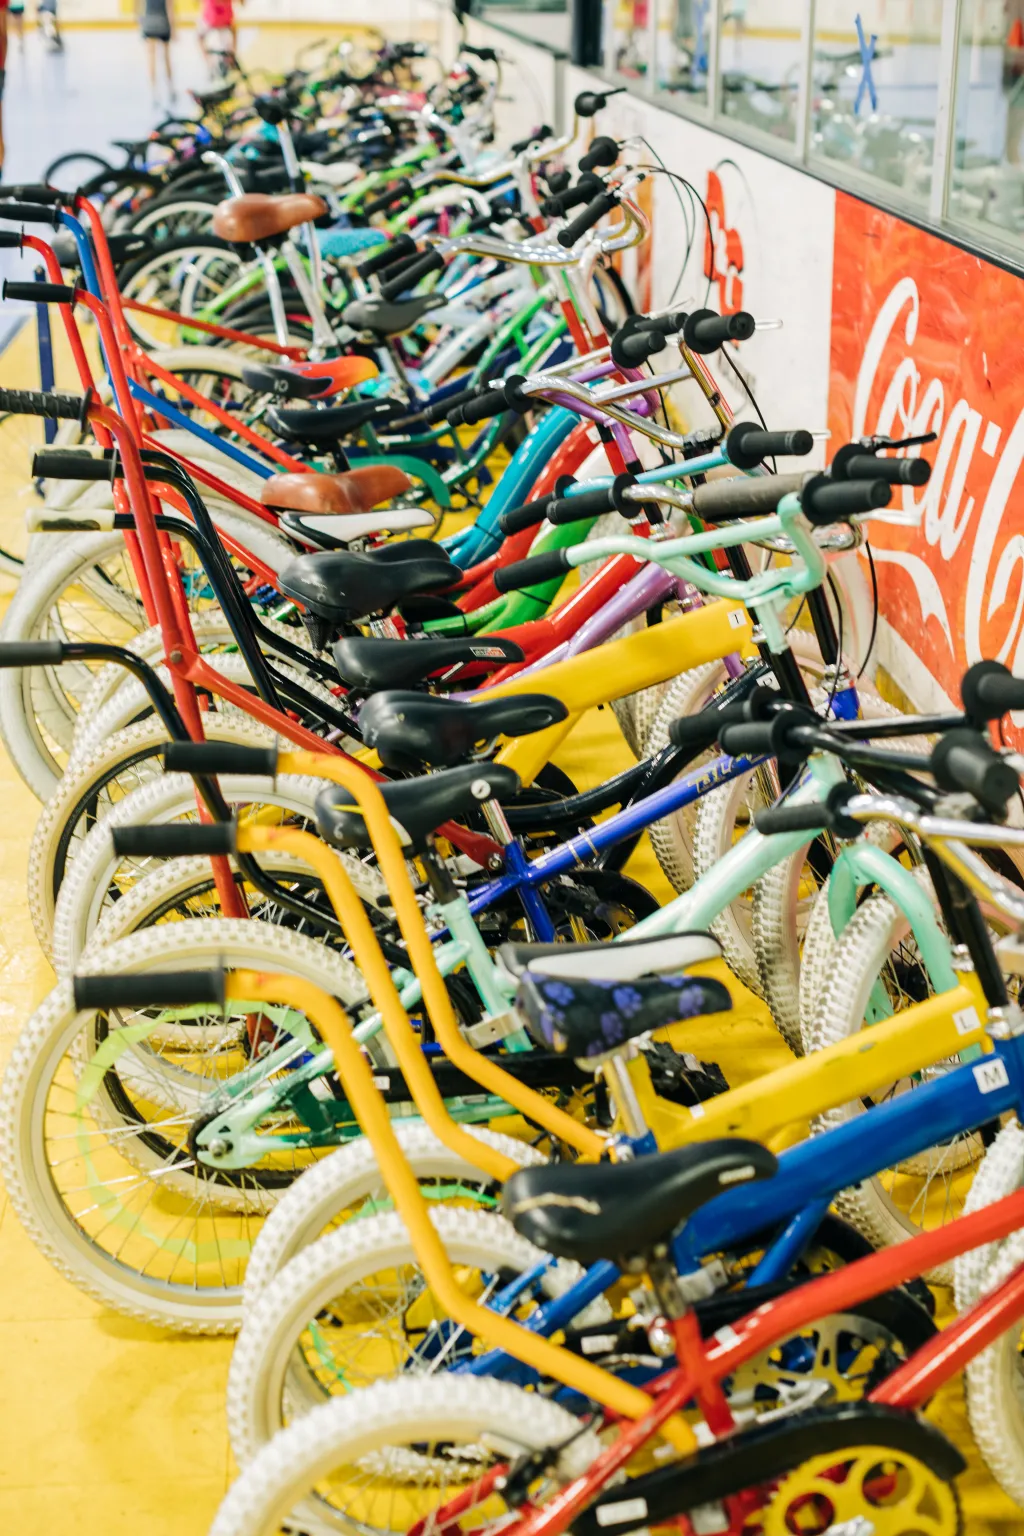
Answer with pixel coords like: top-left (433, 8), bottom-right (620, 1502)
top-left (830, 191), bottom-right (1024, 731)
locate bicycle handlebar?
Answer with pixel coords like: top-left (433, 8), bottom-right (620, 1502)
top-left (0, 387), bottom-right (89, 423)
top-left (0, 201), bottom-right (62, 226)
top-left (683, 308), bottom-right (755, 354)
top-left (73, 970), bottom-right (227, 1011)
top-left (355, 232), bottom-right (417, 277)
top-left (557, 189), bottom-right (618, 248)
top-left (112, 822), bottom-right (237, 857)
top-left (579, 136), bottom-right (620, 173)
top-left (726, 421), bottom-right (814, 470)
top-left (379, 247), bottom-right (444, 300)
top-left (162, 741), bottom-right (280, 776)
top-left (962, 661), bottom-right (1024, 722)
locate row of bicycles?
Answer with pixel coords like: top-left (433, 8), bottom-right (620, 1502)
top-left (3, 27), bottom-right (1024, 1536)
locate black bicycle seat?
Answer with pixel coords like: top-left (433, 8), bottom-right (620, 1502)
top-left (278, 548), bottom-right (457, 623)
top-left (112, 137), bottom-right (153, 157)
top-left (333, 635), bottom-right (524, 691)
top-left (315, 762), bottom-right (521, 849)
top-left (503, 1140), bottom-right (777, 1265)
top-left (358, 689), bottom-right (569, 769)
top-left (241, 362), bottom-right (330, 401)
top-left (343, 294), bottom-right (443, 337)
top-left (192, 83), bottom-right (235, 109)
top-left (267, 397), bottom-right (402, 446)
top-left (514, 966), bottom-right (732, 1059)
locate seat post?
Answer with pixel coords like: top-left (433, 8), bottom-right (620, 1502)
top-left (603, 1049), bottom-right (650, 1140)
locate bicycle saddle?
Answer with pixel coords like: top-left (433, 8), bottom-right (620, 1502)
top-left (266, 397), bottom-right (403, 447)
top-left (192, 83), bottom-right (234, 109)
top-left (343, 295), bottom-right (444, 337)
top-left (503, 1140), bottom-right (777, 1266)
top-left (242, 362), bottom-right (331, 401)
top-left (212, 192), bottom-right (328, 244)
top-left (315, 762), bottom-right (521, 850)
top-left (262, 464), bottom-right (413, 516)
top-left (278, 548), bottom-right (457, 624)
top-left (358, 689), bottom-right (569, 769)
top-left (281, 507), bottom-right (435, 550)
top-left (332, 635), bottom-right (524, 691)
top-left (498, 931), bottom-right (723, 982)
top-left (514, 966), bottom-right (732, 1060)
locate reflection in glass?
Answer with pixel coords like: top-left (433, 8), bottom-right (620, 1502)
top-left (951, 2), bottom-right (1024, 240)
top-left (608, 0), bottom-right (650, 81)
top-left (717, 3), bottom-right (802, 142)
top-left (654, 0), bottom-right (710, 104)
top-left (809, 7), bottom-right (938, 200)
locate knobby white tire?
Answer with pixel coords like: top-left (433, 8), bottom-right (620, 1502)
top-left (28, 713), bottom-right (276, 955)
top-left (48, 767), bottom-right (340, 973)
top-left (0, 919), bottom-right (374, 1333)
top-left (210, 1376), bottom-right (601, 1536)
top-left (952, 1126), bottom-right (1024, 1510)
top-left (806, 876), bottom-right (977, 1285)
top-left (228, 1204), bottom-right (605, 1466)
top-left (243, 1122), bottom-right (547, 1311)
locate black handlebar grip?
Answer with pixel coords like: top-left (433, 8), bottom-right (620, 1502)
top-left (356, 233), bottom-right (416, 277)
top-left (546, 484), bottom-right (619, 524)
top-left (931, 728), bottom-right (1020, 819)
top-left (611, 328), bottom-right (667, 368)
top-left (73, 969), bottom-right (227, 1012)
top-left (574, 87), bottom-right (624, 118)
top-left (162, 741), bottom-right (279, 776)
top-left (557, 190), bottom-right (618, 248)
top-left (423, 382), bottom-right (485, 426)
top-left (0, 233), bottom-right (23, 250)
top-left (32, 450), bottom-right (113, 482)
top-left (112, 822), bottom-right (237, 857)
top-left (754, 803), bottom-right (831, 836)
top-left (452, 384), bottom-right (514, 427)
top-left (962, 661), bottom-right (1024, 722)
top-left (646, 309), bottom-right (688, 337)
top-left (841, 453), bottom-right (931, 487)
top-left (492, 548), bottom-right (571, 594)
top-left (0, 640), bottom-right (67, 667)
top-left (691, 471), bottom-right (810, 523)
top-left (462, 42), bottom-right (498, 62)
top-left (726, 421), bottom-right (814, 471)
top-left (578, 136), bottom-right (619, 173)
top-left (1, 184), bottom-right (65, 205)
top-left (0, 201), bottom-right (62, 226)
top-left (3, 280), bottom-right (77, 305)
top-left (362, 178), bottom-right (414, 217)
top-left (0, 387), bottom-right (88, 422)
top-left (719, 720), bottom-right (777, 756)
top-left (683, 308), bottom-right (755, 354)
top-left (498, 495), bottom-right (556, 535)
top-left (540, 173), bottom-right (602, 218)
top-left (800, 476), bottom-right (892, 526)
top-left (668, 700), bottom-right (752, 756)
top-left (379, 248), bottom-right (444, 301)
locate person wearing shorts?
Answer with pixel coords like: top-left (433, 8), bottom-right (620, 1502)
top-left (197, 0), bottom-right (239, 69)
top-left (139, 0), bottom-right (174, 103)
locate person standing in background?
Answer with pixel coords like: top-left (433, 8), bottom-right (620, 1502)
top-left (7, 0), bottom-right (22, 51)
top-left (197, 0), bottom-right (241, 72)
top-left (139, 0), bottom-right (174, 106)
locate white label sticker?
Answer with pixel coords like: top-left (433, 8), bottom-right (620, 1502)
top-left (373, 1075), bottom-right (391, 1090)
top-left (728, 609), bottom-right (747, 628)
top-left (581, 1333), bottom-right (617, 1355)
top-left (953, 1006), bottom-right (981, 1037)
top-left (974, 1057), bottom-right (1010, 1095)
top-left (597, 1499), bottom-right (648, 1527)
top-left (689, 1102), bottom-right (706, 1119)
top-left (713, 1323), bottom-right (740, 1348)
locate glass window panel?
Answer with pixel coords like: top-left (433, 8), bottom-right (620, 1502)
top-left (607, 0), bottom-right (651, 82)
top-left (717, 2), bottom-right (804, 143)
top-left (654, 0), bottom-right (710, 104)
top-left (809, 3), bottom-right (940, 200)
top-left (950, 2), bottom-right (1024, 241)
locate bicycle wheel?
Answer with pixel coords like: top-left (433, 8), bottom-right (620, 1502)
top-left (807, 878), bottom-right (981, 1284)
top-left (209, 1376), bottom-right (600, 1536)
top-left (46, 764), bottom-right (331, 970)
top-left (43, 150), bottom-right (113, 189)
top-left (241, 1123), bottom-right (546, 1311)
top-left (0, 920), bottom-right (371, 1333)
top-left (117, 235), bottom-right (250, 349)
top-left (227, 1205), bottom-right (595, 1465)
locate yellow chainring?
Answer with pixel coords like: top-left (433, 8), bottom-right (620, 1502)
top-left (759, 1444), bottom-right (961, 1536)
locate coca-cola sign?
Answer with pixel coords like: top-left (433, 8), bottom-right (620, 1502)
top-left (830, 192), bottom-right (1024, 731)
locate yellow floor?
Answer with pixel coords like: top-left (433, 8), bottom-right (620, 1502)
top-left (0, 277), bottom-right (1020, 1536)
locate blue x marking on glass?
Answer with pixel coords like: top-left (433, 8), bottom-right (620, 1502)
top-left (854, 13), bottom-right (878, 114)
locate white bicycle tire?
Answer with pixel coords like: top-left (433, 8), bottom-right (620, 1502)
top-left (228, 1204), bottom-right (598, 1466)
top-left (0, 919), bottom-right (372, 1333)
top-left (48, 765), bottom-right (334, 972)
top-left (209, 1375), bottom-right (600, 1536)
